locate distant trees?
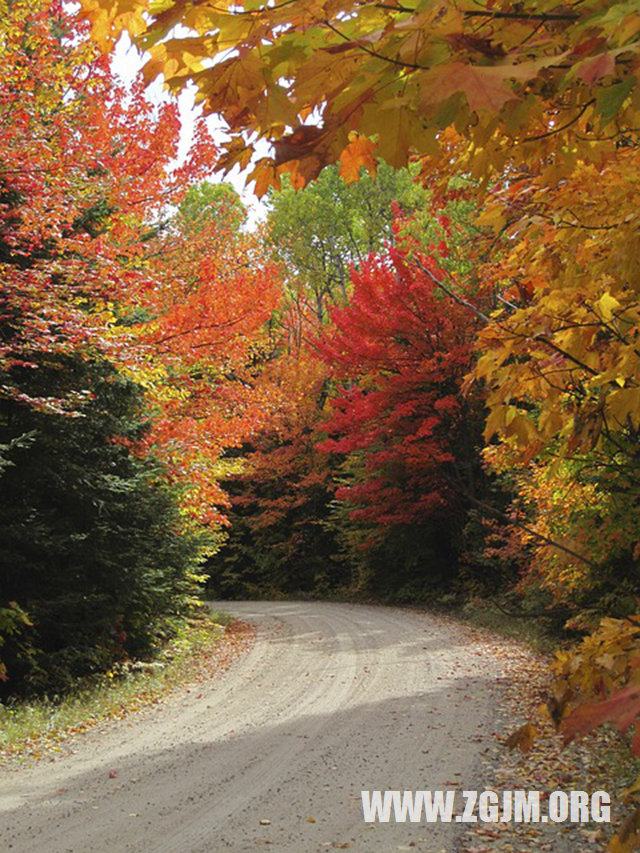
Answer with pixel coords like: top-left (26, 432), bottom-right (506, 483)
top-left (215, 164), bottom-right (429, 598)
top-left (267, 164), bottom-right (427, 321)
top-left (214, 171), bottom-right (489, 600)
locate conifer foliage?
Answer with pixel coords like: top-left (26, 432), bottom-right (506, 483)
top-left (0, 358), bottom-right (202, 695)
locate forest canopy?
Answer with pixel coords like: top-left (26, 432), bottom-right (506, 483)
top-left (2, 3), bottom-right (640, 843)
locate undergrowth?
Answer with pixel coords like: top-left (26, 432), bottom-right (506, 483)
top-left (0, 610), bottom-right (234, 761)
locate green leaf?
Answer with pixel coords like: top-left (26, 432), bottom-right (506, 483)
top-left (595, 76), bottom-right (635, 123)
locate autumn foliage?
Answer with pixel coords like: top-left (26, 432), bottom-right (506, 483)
top-left (0, 0), bottom-right (279, 690)
top-left (5, 0), bottom-right (640, 843)
top-left (319, 248), bottom-right (481, 528)
top-left (80, 0), bottom-right (640, 196)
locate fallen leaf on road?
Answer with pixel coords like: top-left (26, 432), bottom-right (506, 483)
top-left (505, 722), bottom-right (538, 753)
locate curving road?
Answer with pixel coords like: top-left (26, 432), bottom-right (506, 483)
top-left (0, 602), bottom-right (507, 852)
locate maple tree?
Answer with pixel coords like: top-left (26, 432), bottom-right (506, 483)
top-left (474, 146), bottom-right (640, 845)
top-left (219, 196), bottom-right (494, 598)
top-left (474, 148), bottom-right (640, 463)
top-left (81, 0), bottom-right (640, 193)
top-left (0, 0), bottom-right (215, 405)
top-left (316, 241), bottom-right (488, 592)
top-left (120, 183), bottom-right (282, 526)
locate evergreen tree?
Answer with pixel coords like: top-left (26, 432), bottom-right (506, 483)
top-left (0, 356), bottom-right (203, 696)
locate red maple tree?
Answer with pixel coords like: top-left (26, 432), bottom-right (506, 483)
top-left (318, 246), bottom-right (482, 531)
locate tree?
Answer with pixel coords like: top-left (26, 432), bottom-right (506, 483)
top-left (81, 0), bottom-right (640, 192)
top-left (212, 423), bottom-right (341, 599)
top-left (0, 0), bottom-right (281, 526)
top-left (267, 163), bottom-right (426, 321)
top-left (0, 357), bottom-right (204, 695)
top-left (0, 0), bottom-right (214, 405)
top-left (176, 181), bottom-right (247, 233)
top-left (471, 150), bottom-right (640, 617)
top-left (316, 244), bottom-right (485, 594)
top-left (212, 290), bottom-right (341, 597)
top-left (120, 182), bottom-right (282, 526)
top-left (216, 177), bottom-right (490, 600)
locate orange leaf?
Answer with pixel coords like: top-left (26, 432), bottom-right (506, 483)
top-left (422, 62), bottom-right (519, 113)
top-left (248, 159), bottom-right (280, 197)
top-left (505, 722), bottom-right (538, 753)
top-left (562, 685), bottom-right (640, 750)
top-left (339, 133), bottom-right (377, 183)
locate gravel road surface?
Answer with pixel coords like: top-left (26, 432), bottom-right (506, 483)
top-left (0, 601), bottom-right (507, 852)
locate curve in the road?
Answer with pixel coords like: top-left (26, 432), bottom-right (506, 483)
top-left (0, 601), bottom-right (506, 853)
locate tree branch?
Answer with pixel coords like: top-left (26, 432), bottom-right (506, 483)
top-left (463, 492), bottom-right (599, 570)
top-left (412, 256), bottom-right (491, 323)
top-left (525, 99), bottom-right (595, 142)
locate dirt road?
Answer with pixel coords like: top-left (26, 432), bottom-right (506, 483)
top-left (0, 602), bottom-right (508, 852)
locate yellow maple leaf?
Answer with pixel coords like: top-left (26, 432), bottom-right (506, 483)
top-left (598, 291), bottom-right (621, 321)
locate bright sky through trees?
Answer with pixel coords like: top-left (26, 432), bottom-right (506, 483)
top-left (111, 32), bottom-right (267, 228)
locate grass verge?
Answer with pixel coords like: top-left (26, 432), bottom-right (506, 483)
top-left (0, 609), bottom-right (253, 764)
top-left (455, 595), bottom-right (568, 654)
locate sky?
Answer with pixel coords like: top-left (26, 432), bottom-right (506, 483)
top-left (111, 34), bottom-right (268, 229)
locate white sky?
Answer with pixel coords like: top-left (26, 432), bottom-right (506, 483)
top-left (111, 34), bottom-right (268, 229)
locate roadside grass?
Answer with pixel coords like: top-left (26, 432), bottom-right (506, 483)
top-left (456, 596), bottom-right (566, 654)
top-left (0, 609), bottom-right (243, 762)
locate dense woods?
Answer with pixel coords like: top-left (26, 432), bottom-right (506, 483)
top-left (3, 0), bottom-right (640, 845)
top-left (0, 0), bottom-right (276, 694)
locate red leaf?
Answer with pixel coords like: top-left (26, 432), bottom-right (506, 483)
top-left (577, 52), bottom-right (615, 85)
top-left (561, 685), bottom-right (640, 750)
